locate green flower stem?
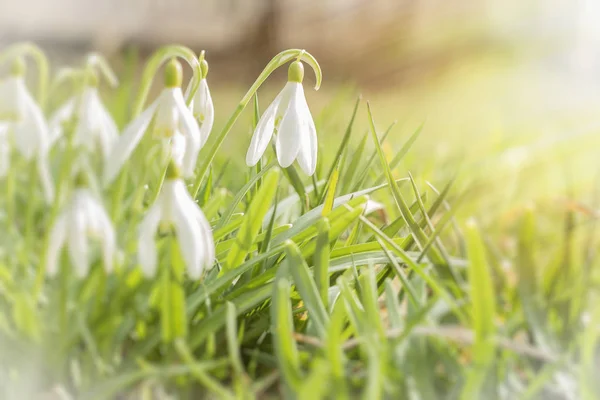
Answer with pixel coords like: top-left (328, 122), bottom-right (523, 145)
top-left (160, 249), bottom-right (171, 343)
top-left (49, 68), bottom-right (87, 100)
top-left (192, 49), bottom-right (322, 197)
top-left (0, 42), bottom-right (49, 110)
top-left (132, 45), bottom-right (201, 117)
top-left (59, 256), bottom-right (70, 335)
top-left (85, 52), bottom-right (119, 87)
top-left (110, 169), bottom-right (128, 222)
top-left (24, 160), bottom-right (38, 247)
top-left (6, 159), bottom-right (17, 235)
top-left (34, 125), bottom-right (78, 297)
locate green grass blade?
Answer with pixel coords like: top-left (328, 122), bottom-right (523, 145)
top-left (225, 169), bottom-right (279, 271)
top-left (374, 122), bottom-right (424, 185)
top-left (366, 102), bottom-right (437, 260)
top-left (314, 219), bottom-right (331, 309)
top-left (272, 275), bottom-right (303, 391)
top-left (321, 168), bottom-right (339, 216)
top-left (216, 162), bottom-right (275, 230)
top-left (461, 219), bottom-right (497, 400)
top-left (285, 241), bottom-right (330, 338)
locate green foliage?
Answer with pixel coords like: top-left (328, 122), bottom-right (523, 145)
top-left (0, 51), bottom-right (597, 400)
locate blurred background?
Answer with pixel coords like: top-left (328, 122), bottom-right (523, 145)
top-left (1, 0), bottom-right (600, 230)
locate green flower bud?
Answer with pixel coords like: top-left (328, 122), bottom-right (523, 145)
top-left (74, 171), bottom-right (89, 188)
top-left (288, 61), bottom-right (304, 83)
top-left (164, 58), bottom-right (183, 88)
top-left (200, 59), bottom-right (209, 79)
top-left (166, 159), bottom-right (182, 179)
top-left (11, 57), bottom-right (26, 76)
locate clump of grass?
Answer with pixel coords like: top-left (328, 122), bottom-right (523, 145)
top-left (0, 42), bottom-right (597, 400)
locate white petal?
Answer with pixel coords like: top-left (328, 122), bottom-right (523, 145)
top-left (275, 83), bottom-right (304, 168)
top-left (95, 107), bottom-right (119, 159)
top-left (294, 88), bottom-right (317, 176)
top-left (193, 79), bottom-right (214, 145)
top-left (171, 187), bottom-right (204, 279)
top-left (97, 209), bottom-right (116, 274)
top-left (138, 204), bottom-right (162, 277)
top-left (80, 89), bottom-right (119, 159)
top-left (67, 205), bottom-right (90, 278)
top-left (46, 215), bottom-right (68, 277)
top-left (178, 179), bottom-right (214, 270)
top-left (37, 157), bottom-right (55, 204)
top-left (103, 100), bottom-right (158, 185)
top-left (153, 89), bottom-right (179, 138)
top-left (173, 89), bottom-right (201, 177)
top-left (13, 84), bottom-right (49, 160)
top-left (0, 77), bottom-right (26, 121)
top-left (170, 131), bottom-right (186, 167)
top-left (364, 200), bottom-right (385, 215)
top-left (191, 200), bottom-right (215, 271)
top-left (245, 89), bottom-right (286, 167)
top-left (83, 192), bottom-right (117, 274)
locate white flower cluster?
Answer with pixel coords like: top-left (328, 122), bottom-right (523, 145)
top-left (0, 47), bottom-right (319, 281)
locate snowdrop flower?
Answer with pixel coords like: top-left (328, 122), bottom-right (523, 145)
top-left (246, 61), bottom-right (317, 175)
top-left (48, 72), bottom-right (118, 159)
top-left (189, 58), bottom-right (214, 146)
top-left (103, 59), bottom-right (202, 184)
top-left (138, 162), bottom-right (214, 279)
top-left (0, 59), bottom-right (54, 202)
top-left (46, 179), bottom-right (116, 278)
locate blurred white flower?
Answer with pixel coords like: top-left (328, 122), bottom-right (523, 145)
top-left (246, 61), bottom-right (317, 175)
top-left (138, 169), bottom-right (214, 279)
top-left (46, 187), bottom-right (116, 278)
top-left (190, 77), bottom-right (214, 146)
top-left (49, 84), bottom-right (118, 159)
top-left (0, 67), bottom-right (54, 202)
top-left (103, 60), bottom-right (202, 185)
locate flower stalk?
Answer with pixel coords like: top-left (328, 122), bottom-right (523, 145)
top-left (192, 49), bottom-right (321, 196)
top-left (0, 42), bottom-right (50, 110)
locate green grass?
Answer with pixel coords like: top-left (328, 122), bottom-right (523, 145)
top-left (1, 46), bottom-right (599, 400)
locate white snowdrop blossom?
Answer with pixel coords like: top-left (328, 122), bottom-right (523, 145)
top-left (138, 167), bottom-right (215, 279)
top-left (0, 65), bottom-right (54, 202)
top-left (246, 61), bottom-right (317, 175)
top-left (46, 187), bottom-right (116, 278)
top-left (49, 83), bottom-right (118, 158)
top-left (103, 59), bottom-right (202, 184)
top-left (188, 59), bottom-right (214, 145)
top-left (190, 77), bottom-right (214, 146)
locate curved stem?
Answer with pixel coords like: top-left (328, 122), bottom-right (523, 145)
top-left (192, 49), bottom-right (322, 197)
top-left (132, 45), bottom-right (201, 117)
top-left (85, 52), bottom-right (119, 87)
top-left (0, 42), bottom-right (50, 110)
top-left (49, 67), bottom-right (88, 100)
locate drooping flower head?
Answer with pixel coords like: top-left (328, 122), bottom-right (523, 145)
top-left (246, 60), bottom-right (317, 175)
top-left (189, 57), bottom-right (214, 146)
top-left (103, 58), bottom-right (202, 185)
top-left (138, 161), bottom-right (215, 279)
top-left (46, 174), bottom-right (116, 278)
top-left (0, 57), bottom-right (54, 202)
top-left (49, 70), bottom-right (118, 160)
